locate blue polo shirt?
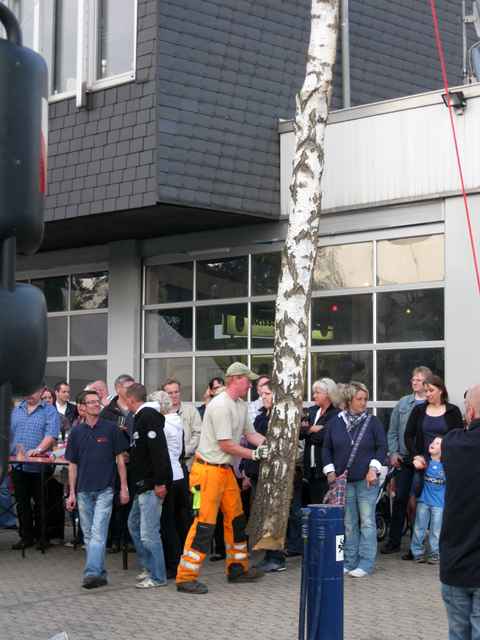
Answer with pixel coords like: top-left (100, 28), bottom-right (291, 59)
top-left (10, 400), bottom-right (60, 473)
top-left (65, 419), bottom-right (127, 493)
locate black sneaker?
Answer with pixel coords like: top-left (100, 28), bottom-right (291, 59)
top-left (176, 580), bottom-right (208, 594)
top-left (11, 539), bottom-right (34, 551)
top-left (227, 563), bottom-right (264, 583)
top-left (380, 543), bottom-right (401, 555)
top-left (82, 576), bottom-right (108, 589)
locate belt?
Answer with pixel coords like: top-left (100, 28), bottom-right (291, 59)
top-left (195, 457), bottom-right (231, 469)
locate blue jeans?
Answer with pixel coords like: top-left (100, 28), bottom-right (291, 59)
top-left (128, 490), bottom-right (166, 584)
top-left (442, 583), bottom-right (480, 640)
top-left (0, 477), bottom-right (16, 528)
top-left (77, 487), bottom-right (114, 579)
top-left (344, 480), bottom-right (379, 574)
top-left (411, 502), bottom-right (443, 558)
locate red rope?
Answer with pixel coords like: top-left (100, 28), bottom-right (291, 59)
top-left (429, 0), bottom-right (480, 294)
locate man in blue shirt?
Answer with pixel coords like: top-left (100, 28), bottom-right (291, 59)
top-left (10, 388), bottom-right (60, 550)
top-left (66, 390), bottom-right (129, 590)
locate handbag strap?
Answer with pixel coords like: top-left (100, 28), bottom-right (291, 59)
top-left (345, 415), bottom-right (372, 471)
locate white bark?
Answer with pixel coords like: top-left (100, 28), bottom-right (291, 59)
top-left (247, 0), bottom-right (340, 549)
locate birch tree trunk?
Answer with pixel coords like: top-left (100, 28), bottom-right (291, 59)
top-left (247, 0), bottom-right (340, 550)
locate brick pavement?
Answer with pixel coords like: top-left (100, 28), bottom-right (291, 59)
top-left (0, 529), bottom-right (447, 640)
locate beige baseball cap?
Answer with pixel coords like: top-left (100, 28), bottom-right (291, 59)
top-left (225, 362), bottom-right (259, 381)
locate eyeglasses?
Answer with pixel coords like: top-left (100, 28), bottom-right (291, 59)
top-left (85, 400), bottom-right (101, 406)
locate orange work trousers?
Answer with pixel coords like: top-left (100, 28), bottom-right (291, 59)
top-left (176, 460), bottom-right (249, 584)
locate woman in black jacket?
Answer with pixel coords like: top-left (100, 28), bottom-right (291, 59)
top-left (301, 378), bottom-right (340, 504)
top-left (405, 374), bottom-right (463, 462)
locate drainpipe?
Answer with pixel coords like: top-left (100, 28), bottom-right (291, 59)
top-left (341, 0), bottom-right (351, 108)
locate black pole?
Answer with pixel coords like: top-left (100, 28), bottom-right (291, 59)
top-left (0, 237), bottom-right (15, 483)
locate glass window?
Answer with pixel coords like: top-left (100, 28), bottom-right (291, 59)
top-left (70, 314), bottom-right (108, 356)
top-left (44, 361), bottom-right (67, 390)
top-left (377, 348), bottom-right (444, 401)
top-left (71, 271), bottom-right (109, 310)
top-left (70, 360), bottom-right (107, 397)
top-left (144, 358), bottom-right (192, 400)
top-left (377, 289), bottom-right (444, 343)
top-left (377, 235), bottom-right (444, 285)
top-left (145, 263), bottom-right (193, 304)
top-left (375, 408), bottom-right (392, 431)
top-left (196, 303), bottom-right (248, 351)
top-left (312, 294), bottom-right (372, 345)
top-left (31, 276), bottom-right (68, 312)
top-left (195, 355), bottom-right (247, 402)
top-left (8, 1), bottom-right (35, 48)
top-left (252, 253), bottom-right (281, 296)
top-left (250, 355), bottom-right (273, 400)
top-left (41, 0), bottom-right (78, 95)
top-left (313, 243), bottom-right (373, 290)
top-left (144, 309), bottom-right (193, 353)
top-left (47, 316), bottom-right (68, 357)
top-left (196, 256), bottom-right (248, 300)
top-left (311, 351), bottom-right (373, 390)
top-left (251, 301), bottom-right (275, 349)
top-left (97, 0), bottom-right (135, 80)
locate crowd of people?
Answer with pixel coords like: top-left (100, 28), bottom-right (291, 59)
top-left (3, 362), bottom-right (480, 636)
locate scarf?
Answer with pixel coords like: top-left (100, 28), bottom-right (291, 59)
top-left (345, 410), bottom-right (369, 434)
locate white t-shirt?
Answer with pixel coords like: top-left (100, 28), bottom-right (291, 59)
top-left (163, 413), bottom-right (184, 481)
top-left (197, 391), bottom-right (255, 465)
top-left (56, 402), bottom-right (67, 416)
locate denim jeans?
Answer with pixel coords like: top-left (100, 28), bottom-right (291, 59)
top-left (77, 487), bottom-right (114, 579)
top-left (442, 583), bottom-right (480, 640)
top-left (410, 502), bottom-right (443, 558)
top-left (344, 480), bottom-right (379, 574)
top-left (128, 490), bottom-right (166, 584)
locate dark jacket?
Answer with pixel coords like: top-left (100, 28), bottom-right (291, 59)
top-left (128, 407), bottom-right (173, 493)
top-left (440, 419), bottom-right (480, 587)
top-left (322, 412), bottom-right (387, 482)
top-left (404, 402), bottom-right (463, 458)
top-left (100, 396), bottom-right (134, 447)
top-left (300, 404), bottom-right (339, 480)
top-left (64, 401), bottom-right (78, 424)
top-left (241, 407), bottom-right (270, 480)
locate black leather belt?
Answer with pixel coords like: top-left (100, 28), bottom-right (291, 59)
top-left (196, 457), bottom-right (231, 469)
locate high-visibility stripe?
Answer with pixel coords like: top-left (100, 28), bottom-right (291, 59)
top-left (180, 558), bottom-right (200, 572)
top-left (186, 549), bottom-right (201, 562)
top-left (233, 543), bottom-right (247, 550)
top-left (227, 552), bottom-right (248, 560)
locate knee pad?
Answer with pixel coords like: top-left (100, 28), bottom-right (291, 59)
top-left (191, 522), bottom-right (215, 554)
top-left (232, 514), bottom-right (247, 543)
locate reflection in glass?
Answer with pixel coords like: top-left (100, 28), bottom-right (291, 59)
top-left (144, 358), bottom-right (192, 400)
top-left (251, 301), bottom-right (275, 348)
top-left (377, 235), bottom-right (444, 285)
top-left (70, 360), bottom-right (107, 398)
top-left (41, 0), bottom-right (78, 94)
top-left (376, 408), bottom-right (393, 431)
top-left (47, 316), bottom-right (68, 357)
top-left (196, 304), bottom-right (248, 351)
top-left (377, 348), bottom-right (444, 401)
top-left (45, 361), bottom-right (67, 390)
top-left (144, 309), bottom-right (193, 353)
top-left (145, 264), bottom-right (193, 304)
top-left (311, 351), bottom-right (372, 390)
top-left (70, 314), bottom-right (108, 356)
top-left (377, 289), bottom-right (444, 343)
top-left (97, 0), bottom-right (135, 79)
top-left (71, 272), bottom-right (109, 310)
top-left (311, 295), bottom-right (372, 345)
top-left (195, 355), bottom-right (247, 402)
top-left (196, 257), bottom-right (248, 300)
top-left (252, 253), bottom-right (281, 295)
top-left (9, 1), bottom-right (35, 48)
top-left (31, 276), bottom-right (68, 312)
top-left (313, 243), bottom-right (373, 290)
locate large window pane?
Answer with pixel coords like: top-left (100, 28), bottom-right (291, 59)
top-left (377, 235), bottom-right (444, 285)
top-left (196, 304), bottom-right (248, 350)
top-left (252, 253), bottom-right (281, 296)
top-left (145, 264), bottom-right (193, 304)
top-left (195, 355), bottom-right (247, 402)
top-left (70, 314), bottom-right (108, 356)
top-left (377, 348), bottom-right (444, 401)
top-left (31, 276), bottom-right (68, 312)
top-left (70, 360), bottom-right (107, 398)
top-left (44, 361), bottom-right (67, 390)
top-left (97, 0), bottom-right (135, 79)
top-left (311, 351), bottom-right (373, 390)
top-left (312, 294), bottom-right (372, 345)
top-left (196, 257), bottom-right (248, 300)
top-left (250, 355), bottom-right (273, 400)
top-left (8, 1), bottom-right (34, 48)
top-left (377, 289), bottom-right (444, 343)
top-left (375, 408), bottom-right (391, 432)
top-left (251, 301), bottom-right (275, 349)
top-left (71, 272), bottom-right (109, 310)
top-left (41, 0), bottom-right (78, 95)
top-left (144, 358), bottom-right (192, 400)
top-left (313, 243), bottom-right (373, 290)
top-left (144, 309), bottom-right (193, 353)
top-left (47, 316), bottom-right (67, 357)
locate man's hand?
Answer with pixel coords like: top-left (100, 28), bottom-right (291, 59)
top-left (119, 486), bottom-right (130, 505)
top-left (154, 484), bottom-right (167, 499)
top-left (390, 453), bottom-right (403, 468)
top-left (366, 467), bottom-right (378, 487)
top-left (242, 477), bottom-right (252, 491)
top-left (251, 445), bottom-right (270, 461)
top-left (309, 425), bottom-right (322, 434)
top-left (66, 494), bottom-right (76, 511)
top-left (327, 471), bottom-right (336, 485)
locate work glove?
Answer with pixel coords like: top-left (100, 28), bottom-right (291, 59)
top-left (252, 444), bottom-right (270, 461)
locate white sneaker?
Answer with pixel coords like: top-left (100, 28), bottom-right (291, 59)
top-left (136, 570), bottom-right (150, 581)
top-left (343, 567), bottom-right (350, 575)
top-left (135, 577), bottom-right (167, 589)
top-left (349, 568), bottom-right (368, 578)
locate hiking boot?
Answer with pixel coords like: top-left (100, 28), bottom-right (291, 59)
top-left (176, 580), bottom-right (208, 594)
top-left (82, 576), bottom-right (108, 590)
top-left (227, 563), bottom-right (264, 583)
